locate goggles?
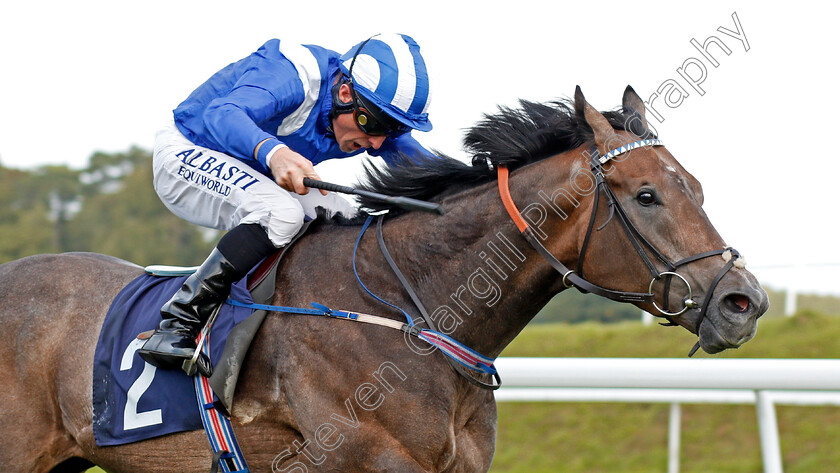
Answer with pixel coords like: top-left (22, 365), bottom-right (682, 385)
top-left (350, 90), bottom-right (410, 136)
top-left (330, 35), bottom-right (411, 137)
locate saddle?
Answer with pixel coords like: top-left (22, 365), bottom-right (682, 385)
top-left (143, 220), bottom-right (312, 414)
top-left (92, 223), bottom-right (312, 447)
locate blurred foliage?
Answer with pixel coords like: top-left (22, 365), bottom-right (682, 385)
top-left (0, 148), bottom-right (216, 266)
top-left (533, 289), bottom-right (641, 324)
top-left (793, 293), bottom-right (840, 316)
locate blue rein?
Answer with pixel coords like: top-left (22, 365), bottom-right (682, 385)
top-left (352, 215), bottom-right (415, 325)
top-left (225, 214), bottom-right (497, 375)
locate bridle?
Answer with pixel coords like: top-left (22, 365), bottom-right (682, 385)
top-left (371, 138), bottom-right (744, 392)
top-left (497, 138), bottom-right (744, 356)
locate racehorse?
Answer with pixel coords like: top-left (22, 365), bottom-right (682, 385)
top-left (0, 86), bottom-right (768, 472)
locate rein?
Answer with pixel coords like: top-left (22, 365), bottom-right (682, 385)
top-left (225, 295), bottom-right (498, 379)
top-left (374, 215), bottom-right (502, 390)
top-left (498, 139), bottom-right (743, 356)
top-left (225, 215), bottom-right (499, 388)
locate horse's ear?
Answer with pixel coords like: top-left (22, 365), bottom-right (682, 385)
top-left (574, 85), bottom-right (615, 151)
top-left (622, 85), bottom-right (649, 130)
top-left (574, 85), bottom-right (587, 124)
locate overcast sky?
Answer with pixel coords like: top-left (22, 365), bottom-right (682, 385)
top-left (1, 1), bottom-right (837, 294)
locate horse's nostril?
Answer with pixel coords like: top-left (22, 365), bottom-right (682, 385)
top-left (726, 294), bottom-right (750, 313)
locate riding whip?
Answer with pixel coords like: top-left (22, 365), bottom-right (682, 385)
top-left (303, 177), bottom-right (444, 215)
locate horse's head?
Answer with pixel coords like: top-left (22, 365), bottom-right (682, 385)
top-left (357, 87), bottom-right (768, 356)
top-left (568, 86), bottom-right (769, 354)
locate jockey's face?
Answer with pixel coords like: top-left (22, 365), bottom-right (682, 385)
top-left (331, 84), bottom-right (387, 153)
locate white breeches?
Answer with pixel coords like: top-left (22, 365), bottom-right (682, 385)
top-left (152, 122), bottom-right (357, 246)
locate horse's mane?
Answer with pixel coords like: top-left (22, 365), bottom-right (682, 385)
top-left (356, 99), bottom-right (647, 212)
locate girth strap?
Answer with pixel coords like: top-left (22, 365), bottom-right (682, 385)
top-left (194, 343), bottom-right (249, 473)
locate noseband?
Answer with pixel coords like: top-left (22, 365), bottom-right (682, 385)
top-left (497, 139), bottom-right (744, 356)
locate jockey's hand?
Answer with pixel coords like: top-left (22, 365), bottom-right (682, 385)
top-left (267, 147), bottom-right (328, 196)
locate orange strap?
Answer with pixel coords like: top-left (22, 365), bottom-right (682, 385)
top-left (497, 166), bottom-right (528, 233)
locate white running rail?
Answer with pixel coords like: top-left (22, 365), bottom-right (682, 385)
top-left (494, 358), bottom-right (840, 473)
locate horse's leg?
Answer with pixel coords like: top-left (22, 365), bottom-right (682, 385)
top-left (0, 345), bottom-right (83, 473)
top-left (271, 453), bottom-right (433, 473)
top-left (446, 396), bottom-right (497, 473)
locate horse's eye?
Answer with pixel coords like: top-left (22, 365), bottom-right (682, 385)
top-left (637, 190), bottom-right (657, 206)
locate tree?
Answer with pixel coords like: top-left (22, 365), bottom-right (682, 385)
top-left (534, 289), bottom-right (641, 324)
top-left (65, 148), bottom-right (216, 266)
top-left (1, 148), bottom-right (216, 266)
top-left (0, 164), bottom-right (61, 261)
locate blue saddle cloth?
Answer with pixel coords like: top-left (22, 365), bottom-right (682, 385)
top-left (92, 273), bottom-right (254, 446)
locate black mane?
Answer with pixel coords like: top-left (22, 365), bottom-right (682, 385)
top-left (357, 99), bottom-right (646, 212)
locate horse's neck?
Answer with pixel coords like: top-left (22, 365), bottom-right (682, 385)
top-left (384, 150), bottom-right (585, 358)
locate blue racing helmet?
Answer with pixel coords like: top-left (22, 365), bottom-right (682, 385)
top-left (339, 34), bottom-right (433, 132)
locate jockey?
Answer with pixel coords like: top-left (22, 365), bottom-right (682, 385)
top-left (138, 34), bottom-right (435, 375)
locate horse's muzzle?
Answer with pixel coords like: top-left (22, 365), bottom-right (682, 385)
top-left (698, 280), bottom-right (769, 354)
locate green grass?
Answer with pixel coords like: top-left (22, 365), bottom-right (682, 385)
top-left (87, 311), bottom-right (840, 473)
top-left (502, 309), bottom-right (840, 359)
top-left (490, 310), bottom-right (840, 473)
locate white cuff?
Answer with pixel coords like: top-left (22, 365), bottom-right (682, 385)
top-left (265, 143), bottom-right (289, 169)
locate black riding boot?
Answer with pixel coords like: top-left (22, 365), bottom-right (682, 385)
top-left (138, 248), bottom-right (241, 375)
